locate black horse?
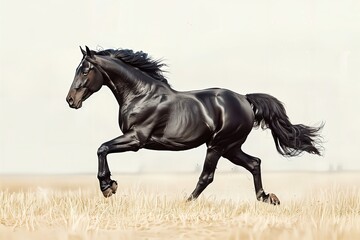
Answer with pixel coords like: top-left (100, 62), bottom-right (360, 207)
top-left (66, 46), bottom-right (323, 205)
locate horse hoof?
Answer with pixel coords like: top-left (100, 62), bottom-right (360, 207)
top-left (102, 188), bottom-right (113, 198)
top-left (110, 180), bottom-right (118, 194)
top-left (266, 193), bottom-right (280, 205)
top-left (186, 195), bottom-right (196, 202)
top-left (102, 181), bottom-right (118, 198)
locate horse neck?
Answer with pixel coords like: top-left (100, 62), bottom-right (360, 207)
top-left (95, 55), bottom-right (162, 105)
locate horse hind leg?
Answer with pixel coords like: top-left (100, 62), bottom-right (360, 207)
top-left (224, 149), bottom-right (280, 205)
top-left (187, 148), bottom-right (221, 201)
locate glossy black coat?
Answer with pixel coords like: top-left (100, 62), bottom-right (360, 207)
top-left (66, 46), bottom-right (323, 204)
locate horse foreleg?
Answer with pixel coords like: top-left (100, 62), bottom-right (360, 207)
top-left (224, 150), bottom-right (280, 205)
top-left (97, 130), bottom-right (142, 197)
top-left (187, 148), bottom-right (221, 201)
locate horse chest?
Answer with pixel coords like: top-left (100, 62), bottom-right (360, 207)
top-left (118, 103), bottom-right (159, 133)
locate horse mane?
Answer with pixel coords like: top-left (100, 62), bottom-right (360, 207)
top-left (94, 48), bottom-right (169, 85)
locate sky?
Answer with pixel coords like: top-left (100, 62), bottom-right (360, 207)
top-left (0, 0), bottom-right (359, 174)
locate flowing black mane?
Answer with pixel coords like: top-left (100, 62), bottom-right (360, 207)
top-left (94, 49), bottom-right (168, 85)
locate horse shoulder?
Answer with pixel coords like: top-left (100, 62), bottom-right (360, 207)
top-left (118, 93), bottom-right (171, 132)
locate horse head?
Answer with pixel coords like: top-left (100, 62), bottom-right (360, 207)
top-left (66, 46), bottom-right (104, 109)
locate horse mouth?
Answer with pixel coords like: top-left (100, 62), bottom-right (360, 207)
top-left (81, 88), bottom-right (92, 102)
top-left (67, 88), bottom-right (92, 109)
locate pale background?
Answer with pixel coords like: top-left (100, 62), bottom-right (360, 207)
top-left (0, 0), bottom-right (359, 174)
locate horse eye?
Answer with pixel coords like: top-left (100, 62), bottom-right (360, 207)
top-left (82, 68), bottom-right (90, 76)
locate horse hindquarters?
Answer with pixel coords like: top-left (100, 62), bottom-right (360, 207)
top-left (204, 91), bottom-right (255, 153)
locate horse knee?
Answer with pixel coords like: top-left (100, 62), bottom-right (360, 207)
top-left (254, 158), bottom-right (261, 166)
top-left (97, 145), bottom-right (109, 157)
top-left (250, 158), bottom-right (261, 173)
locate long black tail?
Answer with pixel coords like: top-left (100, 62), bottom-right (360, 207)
top-left (246, 93), bottom-right (323, 157)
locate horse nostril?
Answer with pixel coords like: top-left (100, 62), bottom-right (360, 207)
top-left (67, 96), bottom-right (74, 105)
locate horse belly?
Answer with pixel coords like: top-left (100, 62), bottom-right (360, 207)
top-left (167, 120), bottom-right (210, 146)
top-left (145, 100), bottom-right (212, 150)
top-left (146, 124), bottom-right (210, 150)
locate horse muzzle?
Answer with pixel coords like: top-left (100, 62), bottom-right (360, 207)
top-left (66, 95), bottom-right (81, 109)
top-left (66, 88), bottom-right (88, 109)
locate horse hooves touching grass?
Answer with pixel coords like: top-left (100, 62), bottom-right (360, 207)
top-left (265, 193), bottom-right (280, 205)
top-left (102, 181), bottom-right (118, 198)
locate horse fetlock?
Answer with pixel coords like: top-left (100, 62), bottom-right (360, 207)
top-left (99, 177), bottom-right (115, 190)
top-left (256, 190), bottom-right (266, 200)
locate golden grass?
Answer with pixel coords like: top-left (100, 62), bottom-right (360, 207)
top-left (0, 173), bottom-right (359, 240)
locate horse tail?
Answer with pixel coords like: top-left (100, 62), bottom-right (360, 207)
top-left (245, 93), bottom-right (324, 157)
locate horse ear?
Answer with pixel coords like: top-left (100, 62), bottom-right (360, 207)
top-left (80, 46), bottom-right (86, 56)
top-left (85, 46), bottom-right (93, 58)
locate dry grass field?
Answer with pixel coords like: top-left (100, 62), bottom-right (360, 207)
top-left (0, 172), bottom-right (359, 240)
